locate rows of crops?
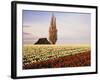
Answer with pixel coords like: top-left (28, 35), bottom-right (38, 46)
top-left (23, 51), bottom-right (90, 69)
top-left (22, 45), bottom-right (91, 69)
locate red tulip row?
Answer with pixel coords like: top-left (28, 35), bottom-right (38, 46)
top-left (23, 51), bottom-right (90, 69)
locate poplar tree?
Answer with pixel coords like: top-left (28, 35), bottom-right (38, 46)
top-left (49, 14), bottom-right (57, 44)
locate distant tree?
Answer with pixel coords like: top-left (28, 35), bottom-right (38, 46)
top-left (49, 14), bottom-right (57, 44)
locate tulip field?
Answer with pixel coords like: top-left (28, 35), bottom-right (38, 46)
top-left (22, 45), bottom-right (91, 69)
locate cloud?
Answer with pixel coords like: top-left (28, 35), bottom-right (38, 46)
top-left (23, 32), bottom-right (38, 44)
top-left (23, 32), bottom-right (30, 35)
top-left (23, 25), bottom-right (31, 27)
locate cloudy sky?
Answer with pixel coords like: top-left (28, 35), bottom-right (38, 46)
top-left (22, 10), bottom-right (91, 45)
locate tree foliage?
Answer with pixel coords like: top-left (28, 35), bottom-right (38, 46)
top-left (49, 14), bottom-right (57, 44)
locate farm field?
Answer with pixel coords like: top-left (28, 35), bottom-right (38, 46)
top-left (23, 45), bottom-right (91, 69)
